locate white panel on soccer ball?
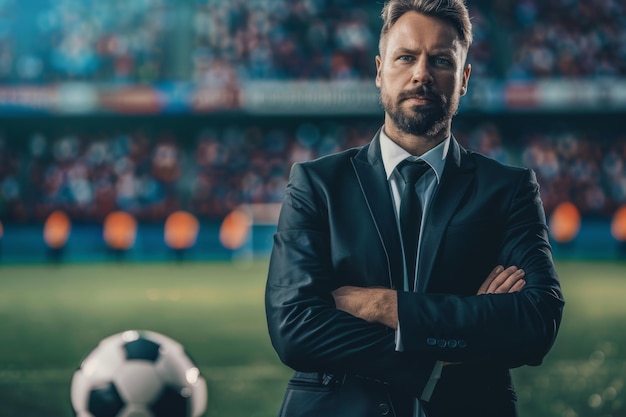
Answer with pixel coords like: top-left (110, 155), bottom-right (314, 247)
top-left (154, 346), bottom-right (194, 387)
top-left (151, 341), bottom-right (207, 416)
top-left (118, 403), bottom-right (153, 417)
top-left (153, 351), bottom-right (208, 416)
top-left (114, 361), bottom-right (163, 404)
top-left (191, 375), bottom-right (208, 417)
top-left (81, 337), bottom-right (126, 383)
top-left (70, 369), bottom-right (90, 414)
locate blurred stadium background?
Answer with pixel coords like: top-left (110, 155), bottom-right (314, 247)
top-left (0, 0), bottom-right (625, 416)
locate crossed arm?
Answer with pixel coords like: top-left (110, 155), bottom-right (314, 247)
top-left (332, 265), bottom-right (526, 329)
top-left (267, 162), bottom-right (563, 387)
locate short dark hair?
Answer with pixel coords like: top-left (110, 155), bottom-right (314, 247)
top-left (379, 0), bottom-right (473, 53)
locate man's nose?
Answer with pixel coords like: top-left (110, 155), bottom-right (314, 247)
top-left (411, 57), bottom-right (433, 85)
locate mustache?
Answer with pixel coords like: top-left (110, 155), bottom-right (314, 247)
top-left (397, 86), bottom-right (441, 103)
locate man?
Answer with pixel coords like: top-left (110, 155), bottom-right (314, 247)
top-left (265, 0), bottom-right (565, 416)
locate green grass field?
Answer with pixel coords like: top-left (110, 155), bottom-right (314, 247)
top-left (0, 260), bottom-right (624, 417)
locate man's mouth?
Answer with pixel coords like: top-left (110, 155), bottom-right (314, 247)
top-left (402, 95), bottom-right (436, 106)
top-left (405, 96), bottom-right (433, 103)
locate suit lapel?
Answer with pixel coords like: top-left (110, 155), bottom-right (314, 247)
top-left (351, 132), bottom-right (404, 290)
top-left (416, 138), bottom-right (475, 293)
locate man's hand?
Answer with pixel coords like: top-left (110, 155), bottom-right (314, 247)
top-left (477, 265), bottom-right (525, 295)
top-left (332, 265), bottom-right (526, 329)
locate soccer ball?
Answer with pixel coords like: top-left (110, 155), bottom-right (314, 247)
top-left (71, 330), bottom-right (207, 417)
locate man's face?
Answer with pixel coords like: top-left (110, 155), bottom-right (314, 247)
top-left (376, 11), bottom-right (471, 139)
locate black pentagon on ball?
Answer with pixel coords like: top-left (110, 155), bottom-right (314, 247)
top-left (150, 385), bottom-right (191, 417)
top-left (88, 382), bottom-right (125, 417)
top-left (124, 337), bottom-right (160, 362)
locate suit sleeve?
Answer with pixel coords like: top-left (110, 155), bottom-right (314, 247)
top-left (397, 168), bottom-right (564, 367)
top-left (265, 162), bottom-right (436, 396)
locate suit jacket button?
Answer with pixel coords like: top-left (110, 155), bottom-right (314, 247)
top-left (426, 338), bottom-right (437, 346)
top-left (379, 402), bottom-right (390, 415)
top-left (458, 339), bottom-right (467, 348)
top-left (447, 339), bottom-right (458, 348)
top-left (437, 339), bottom-right (447, 348)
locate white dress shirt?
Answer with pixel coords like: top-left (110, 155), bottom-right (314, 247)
top-left (379, 128), bottom-right (450, 416)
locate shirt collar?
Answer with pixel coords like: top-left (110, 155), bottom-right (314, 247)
top-left (379, 127), bottom-right (449, 182)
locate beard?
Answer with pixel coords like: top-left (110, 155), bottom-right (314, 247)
top-left (380, 84), bottom-right (460, 138)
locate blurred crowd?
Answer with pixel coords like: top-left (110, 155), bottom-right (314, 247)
top-left (520, 127), bottom-right (626, 217)
top-left (501, 0), bottom-right (626, 79)
top-left (0, 120), bottom-right (371, 223)
top-left (1, 0), bottom-right (625, 226)
top-left (1, 119), bottom-right (625, 224)
top-left (1, 0), bottom-right (625, 83)
top-left (0, 0), bottom-right (172, 84)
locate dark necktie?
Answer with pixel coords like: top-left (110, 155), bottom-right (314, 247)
top-left (398, 160), bottom-right (430, 291)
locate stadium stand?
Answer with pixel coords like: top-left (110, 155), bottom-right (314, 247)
top-left (1, 120), bottom-right (625, 224)
top-left (3, 0), bottom-right (624, 83)
top-left (0, 0), bottom-right (625, 261)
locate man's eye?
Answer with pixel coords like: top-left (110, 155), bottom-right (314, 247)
top-left (434, 57), bottom-right (452, 66)
top-left (398, 55), bottom-right (414, 62)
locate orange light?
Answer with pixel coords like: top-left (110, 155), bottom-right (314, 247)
top-left (548, 202), bottom-right (581, 243)
top-left (103, 211), bottom-right (137, 250)
top-left (43, 210), bottom-right (71, 249)
top-left (219, 209), bottom-right (251, 250)
top-left (164, 211), bottom-right (200, 250)
top-left (611, 205), bottom-right (626, 242)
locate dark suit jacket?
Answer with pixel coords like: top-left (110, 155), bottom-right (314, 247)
top-left (265, 131), bottom-right (564, 417)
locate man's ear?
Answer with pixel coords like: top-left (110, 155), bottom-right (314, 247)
top-left (375, 55), bottom-right (382, 89)
top-left (460, 63), bottom-right (471, 96)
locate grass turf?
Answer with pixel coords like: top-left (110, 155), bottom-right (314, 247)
top-left (0, 260), bottom-right (624, 417)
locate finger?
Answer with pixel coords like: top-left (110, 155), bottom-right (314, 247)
top-left (486, 265), bottom-right (519, 293)
top-left (509, 279), bottom-right (526, 293)
top-left (477, 265), bottom-right (504, 294)
top-left (493, 269), bottom-right (525, 294)
top-left (492, 268), bottom-right (523, 293)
